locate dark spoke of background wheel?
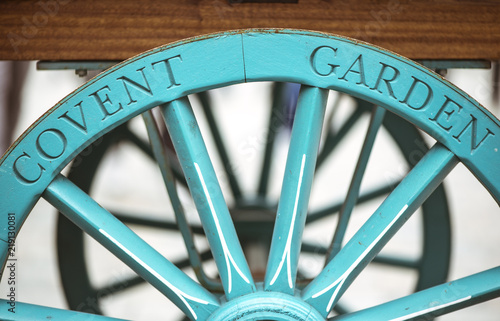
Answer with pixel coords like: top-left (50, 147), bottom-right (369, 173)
top-left (96, 249), bottom-right (214, 299)
top-left (120, 124), bottom-right (187, 186)
top-left (305, 180), bottom-right (400, 224)
top-left (298, 106), bottom-right (450, 319)
top-left (196, 92), bottom-right (243, 202)
top-left (57, 123), bottom-right (195, 313)
top-left (316, 107), bottom-right (365, 170)
top-left (112, 212), bottom-right (205, 235)
top-left (257, 82), bottom-right (288, 199)
top-left (301, 242), bottom-right (419, 270)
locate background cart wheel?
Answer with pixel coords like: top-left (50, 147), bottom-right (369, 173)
top-left (55, 86), bottom-right (451, 318)
top-left (1, 30), bottom-right (499, 321)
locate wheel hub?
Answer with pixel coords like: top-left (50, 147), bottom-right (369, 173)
top-left (208, 289), bottom-right (325, 321)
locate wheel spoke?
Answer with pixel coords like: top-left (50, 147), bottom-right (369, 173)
top-left (264, 86), bottom-right (328, 293)
top-left (327, 106), bottom-right (386, 262)
top-left (257, 82), bottom-right (289, 198)
top-left (120, 125), bottom-right (155, 159)
top-left (43, 174), bottom-right (220, 320)
top-left (97, 249), bottom-right (215, 298)
top-left (0, 299), bottom-right (129, 321)
top-left (143, 110), bottom-right (221, 291)
top-left (301, 242), bottom-right (328, 255)
top-left (121, 122), bottom-right (187, 186)
top-left (306, 179), bottom-right (399, 224)
top-left (302, 143), bottom-right (458, 316)
top-left (113, 212), bottom-right (204, 234)
top-left (371, 254), bottom-right (419, 269)
top-left (161, 97), bottom-right (255, 298)
top-left (332, 302), bottom-right (350, 315)
top-left (316, 106), bottom-right (365, 170)
top-left (323, 93), bottom-right (343, 132)
top-left (197, 92), bottom-right (243, 201)
top-left (301, 243), bottom-right (419, 269)
top-left (329, 267), bottom-right (500, 320)
top-left (97, 274), bottom-right (146, 298)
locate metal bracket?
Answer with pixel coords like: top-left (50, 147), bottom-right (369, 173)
top-left (36, 61), bottom-right (121, 77)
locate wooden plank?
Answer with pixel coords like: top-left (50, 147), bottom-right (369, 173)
top-left (0, 0), bottom-right (499, 61)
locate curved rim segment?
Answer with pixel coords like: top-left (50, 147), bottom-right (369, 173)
top-left (0, 28), bottom-right (498, 246)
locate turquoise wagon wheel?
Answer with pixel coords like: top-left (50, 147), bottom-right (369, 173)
top-left (1, 29), bottom-right (500, 320)
top-left (54, 84), bottom-right (451, 318)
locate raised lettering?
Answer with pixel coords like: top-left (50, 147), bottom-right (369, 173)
top-left (339, 54), bottom-right (368, 87)
top-left (89, 86), bottom-right (123, 120)
top-left (453, 114), bottom-right (495, 153)
top-left (36, 128), bottom-right (67, 159)
top-left (310, 46), bottom-right (339, 76)
top-left (152, 55), bottom-right (182, 89)
top-left (58, 101), bottom-right (87, 133)
top-left (400, 76), bottom-right (433, 110)
top-left (429, 96), bottom-right (462, 131)
top-left (13, 152), bottom-right (45, 184)
top-left (117, 67), bottom-right (153, 105)
top-left (371, 62), bottom-right (400, 99)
